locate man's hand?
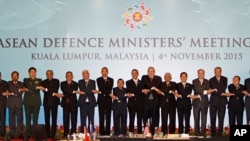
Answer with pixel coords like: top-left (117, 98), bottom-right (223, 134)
top-left (54, 93), bottom-right (64, 98)
top-left (189, 95), bottom-right (200, 100)
top-left (243, 90), bottom-right (250, 96)
top-left (92, 89), bottom-right (99, 94)
top-left (109, 93), bottom-right (118, 100)
top-left (2, 91), bottom-right (13, 96)
top-left (221, 92), bottom-right (234, 97)
top-left (36, 86), bottom-right (46, 91)
top-left (19, 88), bottom-right (27, 92)
top-left (175, 93), bottom-right (182, 98)
top-left (125, 93), bottom-right (134, 97)
top-left (142, 89), bottom-right (150, 94)
top-left (209, 89), bottom-right (217, 94)
top-left (73, 90), bottom-right (85, 95)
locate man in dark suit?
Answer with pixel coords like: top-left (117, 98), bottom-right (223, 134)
top-left (126, 69), bottom-right (144, 134)
top-left (192, 69), bottom-right (211, 137)
top-left (159, 72), bottom-right (177, 135)
top-left (110, 79), bottom-right (131, 137)
top-left (228, 76), bottom-right (245, 125)
top-left (78, 70), bottom-right (98, 133)
top-left (176, 72), bottom-right (193, 134)
top-left (0, 72), bottom-right (8, 137)
top-left (61, 71), bottom-right (81, 137)
top-left (23, 67), bottom-right (42, 136)
top-left (96, 67), bottom-right (114, 135)
top-left (244, 76), bottom-right (250, 124)
top-left (6, 71), bottom-right (26, 136)
top-left (37, 70), bottom-right (62, 138)
top-left (141, 66), bottom-right (162, 135)
top-left (209, 66), bottom-right (228, 136)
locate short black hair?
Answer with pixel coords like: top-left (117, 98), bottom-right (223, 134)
top-left (117, 78), bottom-right (124, 83)
top-left (28, 67), bottom-right (37, 72)
top-left (180, 72), bottom-right (188, 77)
top-left (11, 71), bottom-right (19, 76)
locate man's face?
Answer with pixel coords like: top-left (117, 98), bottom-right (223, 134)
top-left (12, 73), bottom-right (19, 82)
top-left (66, 72), bottom-right (73, 81)
top-left (29, 69), bottom-right (36, 79)
top-left (198, 70), bottom-right (205, 79)
top-left (117, 80), bottom-right (124, 88)
top-left (164, 74), bottom-right (171, 82)
top-left (233, 77), bottom-right (240, 86)
top-left (46, 71), bottom-right (53, 80)
top-left (131, 70), bottom-right (139, 79)
top-left (82, 71), bottom-right (90, 80)
top-left (214, 68), bottom-right (221, 78)
top-left (148, 68), bottom-right (155, 78)
top-left (101, 68), bottom-right (108, 77)
top-left (180, 73), bottom-right (187, 83)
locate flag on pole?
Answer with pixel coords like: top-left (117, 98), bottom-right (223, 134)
top-left (90, 120), bottom-right (94, 140)
top-left (84, 126), bottom-right (90, 141)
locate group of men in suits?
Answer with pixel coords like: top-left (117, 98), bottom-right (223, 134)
top-left (1, 66), bottom-right (250, 138)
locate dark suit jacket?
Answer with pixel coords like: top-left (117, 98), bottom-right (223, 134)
top-left (60, 81), bottom-right (78, 107)
top-left (209, 76), bottom-right (228, 106)
top-left (96, 77), bottom-right (114, 106)
top-left (125, 79), bottom-right (144, 107)
top-left (141, 75), bottom-right (162, 101)
top-left (176, 82), bottom-right (193, 109)
top-left (245, 78), bottom-right (250, 105)
top-left (78, 79), bottom-right (97, 107)
top-left (192, 78), bottom-right (210, 108)
top-left (42, 78), bottom-right (60, 107)
top-left (228, 84), bottom-right (245, 111)
top-left (159, 81), bottom-right (177, 108)
top-left (0, 80), bottom-right (8, 107)
top-left (7, 81), bottom-right (24, 108)
top-left (23, 78), bottom-right (42, 106)
top-left (112, 87), bottom-right (128, 110)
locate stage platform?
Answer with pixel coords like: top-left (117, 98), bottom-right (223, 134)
top-left (97, 134), bottom-right (230, 141)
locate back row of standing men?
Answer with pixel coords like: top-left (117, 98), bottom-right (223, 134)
top-left (0, 66), bottom-right (250, 138)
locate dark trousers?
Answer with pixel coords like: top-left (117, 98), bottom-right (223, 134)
top-left (63, 104), bottom-right (77, 136)
top-left (177, 105), bottom-right (191, 134)
top-left (98, 104), bottom-right (111, 135)
top-left (229, 108), bottom-right (243, 125)
top-left (128, 105), bottom-right (143, 134)
top-left (193, 106), bottom-right (208, 135)
top-left (9, 106), bottom-right (23, 133)
top-left (113, 107), bottom-right (127, 135)
top-left (80, 103), bottom-right (95, 133)
top-left (210, 105), bottom-right (226, 134)
top-left (245, 98), bottom-right (250, 124)
top-left (0, 107), bottom-right (6, 137)
top-left (24, 105), bottom-right (40, 135)
top-left (44, 106), bottom-right (58, 137)
top-left (143, 99), bottom-right (158, 135)
top-left (161, 106), bottom-right (176, 134)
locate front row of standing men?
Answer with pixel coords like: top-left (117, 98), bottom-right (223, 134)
top-left (0, 66), bottom-right (250, 138)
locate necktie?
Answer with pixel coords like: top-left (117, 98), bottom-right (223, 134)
top-left (150, 78), bottom-right (153, 82)
top-left (68, 81), bottom-right (71, 85)
top-left (200, 80), bottom-right (203, 85)
top-left (183, 84), bottom-right (186, 89)
top-left (134, 80), bottom-right (137, 86)
top-left (85, 81), bottom-right (88, 87)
